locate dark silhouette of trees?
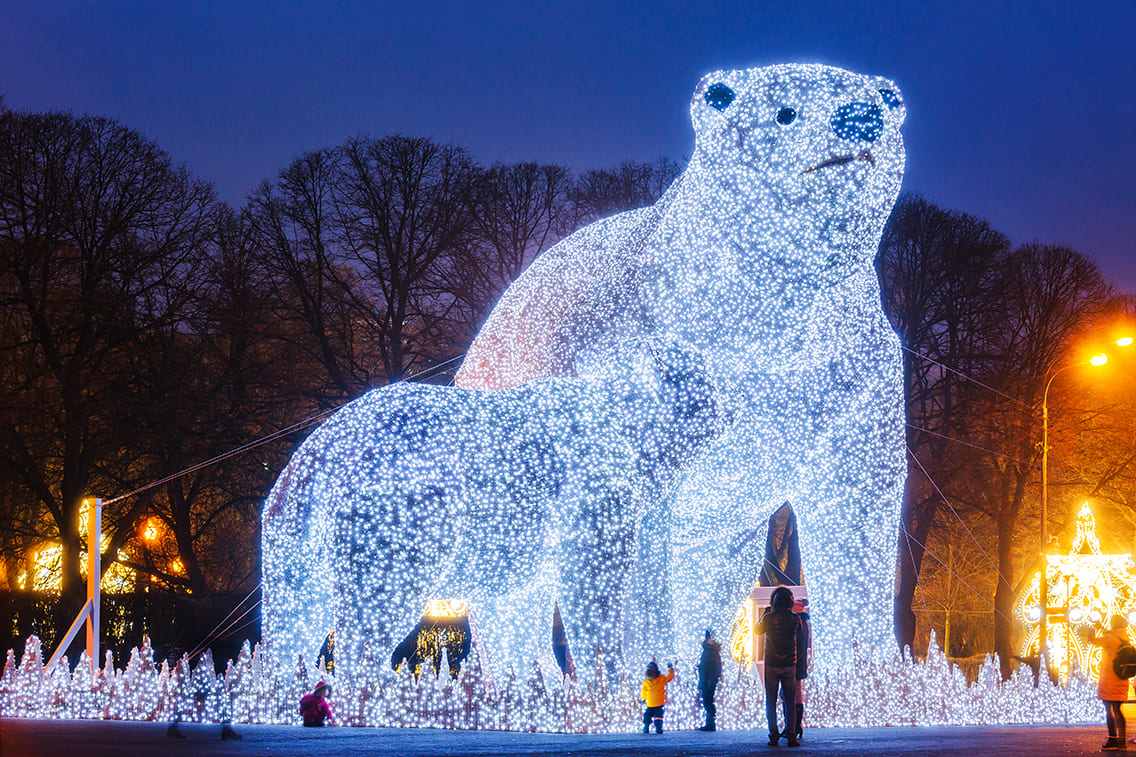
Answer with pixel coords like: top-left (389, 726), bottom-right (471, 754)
top-left (248, 136), bottom-right (479, 403)
top-left (879, 192), bottom-right (1011, 653)
top-left (882, 195), bottom-right (1121, 675)
top-left (336, 136), bottom-right (478, 383)
top-left (439, 162), bottom-right (574, 343)
top-left (117, 207), bottom-right (300, 595)
top-left (963, 244), bottom-right (1112, 675)
top-left (246, 148), bottom-right (372, 406)
top-left (0, 109), bottom-right (217, 625)
top-left (569, 157), bottom-right (681, 224)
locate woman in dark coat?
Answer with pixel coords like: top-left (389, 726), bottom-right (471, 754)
top-left (698, 629), bottom-right (723, 731)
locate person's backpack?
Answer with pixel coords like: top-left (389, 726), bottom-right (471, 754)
top-left (1113, 641), bottom-right (1136, 679)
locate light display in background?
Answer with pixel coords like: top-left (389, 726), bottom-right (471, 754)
top-left (0, 632), bottom-right (1106, 730)
top-left (729, 597), bottom-right (758, 665)
top-left (457, 63), bottom-right (907, 667)
top-left (16, 500), bottom-right (137, 593)
top-left (262, 340), bottom-right (731, 679)
top-left (1016, 503), bottom-right (1136, 683)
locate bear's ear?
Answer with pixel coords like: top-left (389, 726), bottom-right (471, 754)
top-left (694, 71), bottom-right (735, 112)
top-left (704, 82), bottom-right (735, 112)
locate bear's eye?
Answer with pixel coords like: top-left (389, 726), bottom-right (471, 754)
top-left (878, 89), bottom-right (902, 109)
top-left (705, 83), bottom-right (735, 111)
top-left (776, 107), bottom-right (797, 125)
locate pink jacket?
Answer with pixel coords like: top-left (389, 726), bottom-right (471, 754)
top-left (300, 693), bottom-right (334, 726)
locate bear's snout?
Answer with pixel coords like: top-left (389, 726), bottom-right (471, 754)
top-left (831, 101), bottom-right (885, 143)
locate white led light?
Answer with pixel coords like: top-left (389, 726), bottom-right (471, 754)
top-left (0, 64), bottom-right (1111, 733)
top-left (261, 339), bottom-right (731, 678)
top-left (457, 63), bottom-right (907, 667)
top-left (0, 631), bottom-right (1105, 728)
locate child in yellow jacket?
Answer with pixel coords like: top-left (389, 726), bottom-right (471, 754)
top-left (641, 660), bottom-right (676, 734)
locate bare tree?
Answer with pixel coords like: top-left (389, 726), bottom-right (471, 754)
top-left (0, 109), bottom-right (217, 627)
top-left (439, 161), bottom-right (573, 343)
top-left (955, 244), bottom-right (1112, 675)
top-left (115, 206), bottom-right (301, 595)
top-left (335, 135), bottom-right (478, 383)
top-left (245, 149), bottom-right (368, 406)
top-left (878, 193), bottom-right (1011, 651)
top-left (569, 157), bottom-right (681, 225)
top-left (914, 513), bottom-right (998, 660)
top-left (248, 136), bottom-right (478, 398)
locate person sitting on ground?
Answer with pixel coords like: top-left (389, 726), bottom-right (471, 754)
top-left (640, 660), bottom-right (675, 734)
top-left (1083, 616), bottom-right (1132, 751)
top-left (299, 680), bottom-right (335, 727)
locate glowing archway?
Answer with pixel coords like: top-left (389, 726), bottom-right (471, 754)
top-left (1016, 503), bottom-right (1136, 682)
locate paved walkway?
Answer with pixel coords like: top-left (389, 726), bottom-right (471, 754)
top-left (0, 718), bottom-right (1116, 756)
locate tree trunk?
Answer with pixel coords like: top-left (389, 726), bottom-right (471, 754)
top-left (994, 514), bottom-right (1016, 679)
top-left (894, 474), bottom-right (938, 653)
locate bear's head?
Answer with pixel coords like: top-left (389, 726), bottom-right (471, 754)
top-left (688, 63), bottom-right (905, 274)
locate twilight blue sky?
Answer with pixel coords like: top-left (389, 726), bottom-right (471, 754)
top-left (2, 1), bottom-right (1133, 291)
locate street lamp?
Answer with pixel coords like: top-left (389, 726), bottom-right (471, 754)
top-left (1038, 337), bottom-right (1133, 669)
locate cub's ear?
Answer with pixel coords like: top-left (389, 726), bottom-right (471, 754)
top-left (647, 338), bottom-right (706, 381)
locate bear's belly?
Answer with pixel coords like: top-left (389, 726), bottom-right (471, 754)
top-left (431, 489), bottom-right (552, 597)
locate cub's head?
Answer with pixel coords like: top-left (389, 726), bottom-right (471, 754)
top-left (689, 64), bottom-right (905, 265)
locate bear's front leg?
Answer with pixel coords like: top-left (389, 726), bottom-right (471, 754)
top-left (795, 401), bottom-right (904, 666)
top-left (329, 478), bottom-right (459, 676)
top-left (555, 485), bottom-right (637, 680)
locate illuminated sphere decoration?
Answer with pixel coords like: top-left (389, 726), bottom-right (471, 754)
top-left (262, 341), bottom-right (733, 677)
top-left (457, 64), bottom-right (907, 668)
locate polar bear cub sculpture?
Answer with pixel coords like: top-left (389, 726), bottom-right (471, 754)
top-left (457, 64), bottom-right (908, 665)
top-left (262, 342), bottom-right (730, 676)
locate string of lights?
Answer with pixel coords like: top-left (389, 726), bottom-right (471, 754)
top-left (907, 447), bottom-right (1016, 594)
top-left (452, 63), bottom-right (908, 669)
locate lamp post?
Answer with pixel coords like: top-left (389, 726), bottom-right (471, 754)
top-left (1038, 337), bottom-right (1132, 669)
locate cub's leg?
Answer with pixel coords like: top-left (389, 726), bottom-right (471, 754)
top-left (328, 477), bottom-right (460, 675)
top-left (469, 578), bottom-right (560, 681)
top-left (556, 487), bottom-right (636, 678)
top-left (262, 469), bottom-right (336, 673)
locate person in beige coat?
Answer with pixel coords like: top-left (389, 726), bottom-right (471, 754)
top-left (1085, 615), bottom-right (1132, 751)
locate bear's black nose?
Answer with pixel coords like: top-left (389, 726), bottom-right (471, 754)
top-left (831, 102), bottom-right (885, 142)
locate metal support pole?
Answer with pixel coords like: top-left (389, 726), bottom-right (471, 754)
top-left (46, 498), bottom-right (102, 676)
top-left (86, 498), bottom-right (102, 675)
top-left (1040, 396), bottom-right (1049, 669)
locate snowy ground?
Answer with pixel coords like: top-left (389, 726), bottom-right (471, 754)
top-left (0, 718), bottom-right (1114, 757)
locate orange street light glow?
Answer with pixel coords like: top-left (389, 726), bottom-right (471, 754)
top-left (1090, 354), bottom-right (1108, 366)
top-left (1118, 337), bottom-right (1134, 347)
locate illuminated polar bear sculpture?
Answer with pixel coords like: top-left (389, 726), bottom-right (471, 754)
top-left (261, 342), bottom-right (731, 676)
top-left (457, 64), bottom-right (907, 666)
